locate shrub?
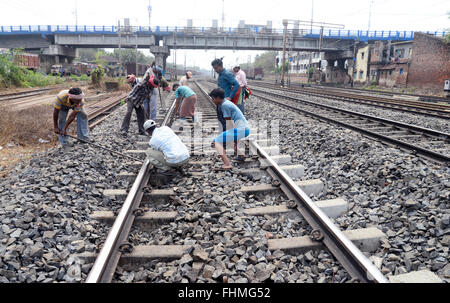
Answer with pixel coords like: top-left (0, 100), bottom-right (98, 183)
top-left (91, 66), bottom-right (105, 85)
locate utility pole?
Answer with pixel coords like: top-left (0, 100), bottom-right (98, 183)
top-left (368, 0), bottom-right (374, 31)
top-left (74, 0), bottom-right (78, 26)
top-left (281, 20), bottom-right (288, 87)
top-left (308, 0), bottom-right (314, 83)
top-left (118, 20), bottom-right (122, 77)
top-left (221, 0), bottom-right (225, 30)
top-left (135, 34), bottom-right (138, 76)
top-left (148, 0), bottom-right (152, 30)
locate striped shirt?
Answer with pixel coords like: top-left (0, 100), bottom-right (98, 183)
top-left (127, 83), bottom-right (152, 108)
top-left (53, 90), bottom-right (84, 112)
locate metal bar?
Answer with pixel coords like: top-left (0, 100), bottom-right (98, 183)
top-left (86, 159), bottom-right (151, 283)
top-left (251, 140), bottom-right (388, 283)
top-left (254, 92), bottom-right (450, 163)
top-left (86, 92), bottom-right (177, 283)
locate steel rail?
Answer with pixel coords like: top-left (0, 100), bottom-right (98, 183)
top-left (254, 92), bottom-right (450, 163)
top-left (86, 92), bottom-right (177, 283)
top-left (252, 87), bottom-right (450, 139)
top-left (251, 83), bottom-right (450, 119)
top-left (251, 140), bottom-right (388, 283)
top-left (196, 80), bottom-right (388, 282)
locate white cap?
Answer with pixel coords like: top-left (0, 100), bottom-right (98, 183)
top-left (143, 120), bottom-right (157, 131)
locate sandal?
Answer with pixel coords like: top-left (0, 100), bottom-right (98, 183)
top-left (233, 155), bottom-right (246, 162)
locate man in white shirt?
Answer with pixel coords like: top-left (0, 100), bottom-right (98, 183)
top-left (179, 71), bottom-right (192, 86)
top-left (143, 120), bottom-right (190, 171)
top-left (233, 66), bottom-right (247, 115)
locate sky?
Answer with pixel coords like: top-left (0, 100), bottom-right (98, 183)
top-left (0, 0), bottom-right (449, 69)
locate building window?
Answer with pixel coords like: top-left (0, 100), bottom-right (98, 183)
top-left (359, 71), bottom-right (364, 78)
top-left (399, 68), bottom-right (403, 75)
top-left (389, 70), bottom-right (393, 75)
top-left (361, 52), bottom-right (365, 59)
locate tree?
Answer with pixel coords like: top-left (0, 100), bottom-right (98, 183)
top-left (111, 49), bottom-right (154, 65)
top-left (77, 48), bottom-right (101, 62)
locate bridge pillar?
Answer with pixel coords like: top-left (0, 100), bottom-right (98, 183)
top-left (39, 45), bottom-right (76, 74)
top-left (150, 45), bottom-right (170, 71)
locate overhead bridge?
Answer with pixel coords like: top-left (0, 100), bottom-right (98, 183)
top-left (0, 25), bottom-right (446, 51)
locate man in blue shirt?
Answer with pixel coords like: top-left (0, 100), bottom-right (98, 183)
top-left (209, 88), bottom-right (250, 170)
top-left (211, 58), bottom-right (240, 132)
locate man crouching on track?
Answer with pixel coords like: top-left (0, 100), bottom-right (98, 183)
top-left (143, 119), bottom-right (190, 173)
top-left (209, 88), bottom-right (250, 170)
top-left (53, 87), bottom-right (89, 147)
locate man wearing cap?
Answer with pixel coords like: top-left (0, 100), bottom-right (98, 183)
top-left (53, 87), bottom-right (89, 147)
top-left (143, 119), bottom-right (190, 171)
top-left (179, 71), bottom-right (192, 86)
top-left (120, 76), bottom-right (159, 137)
top-left (140, 63), bottom-right (170, 120)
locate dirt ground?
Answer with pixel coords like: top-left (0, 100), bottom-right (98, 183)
top-left (0, 81), bottom-right (126, 179)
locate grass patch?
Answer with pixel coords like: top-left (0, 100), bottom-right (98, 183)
top-left (0, 105), bottom-right (57, 147)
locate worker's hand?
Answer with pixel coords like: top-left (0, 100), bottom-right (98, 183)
top-left (226, 97), bottom-right (231, 101)
top-left (61, 128), bottom-right (67, 137)
top-left (163, 86), bottom-right (170, 92)
top-left (54, 127), bottom-right (60, 134)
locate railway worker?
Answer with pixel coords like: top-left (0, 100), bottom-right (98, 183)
top-left (141, 63), bottom-right (171, 120)
top-left (172, 83), bottom-right (197, 122)
top-left (143, 119), bottom-right (190, 171)
top-left (209, 88), bottom-right (250, 170)
top-left (179, 71), bottom-right (193, 86)
top-left (232, 65), bottom-right (247, 114)
top-left (126, 74), bottom-right (138, 88)
top-left (120, 75), bottom-right (159, 137)
top-left (126, 74), bottom-right (152, 121)
top-left (211, 58), bottom-right (240, 132)
top-left (52, 87), bottom-right (89, 147)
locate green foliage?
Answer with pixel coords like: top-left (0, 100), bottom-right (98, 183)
top-left (91, 66), bottom-right (105, 85)
top-left (93, 50), bottom-right (109, 67)
top-left (275, 61), bottom-right (289, 73)
top-left (0, 49), bottom-right (65, 88)
top-left (77, 48), bottom-right (101, 61)
top-left (111, 49), bottom-right (154, 65)
top-left (70, 74), bottom-right (90, 81)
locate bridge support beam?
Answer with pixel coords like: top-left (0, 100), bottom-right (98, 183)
top-left (150, 46), bottom-right (170, 71)
top-left (40, 45), bottom-right (76, 74)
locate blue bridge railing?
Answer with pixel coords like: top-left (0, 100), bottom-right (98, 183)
top-left (0, 25), bottom-right (446, 41)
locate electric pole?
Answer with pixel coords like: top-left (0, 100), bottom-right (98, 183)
top-left (148, 0), bottom-right (152, 30)
top-left (281, 19), bottom-right (288, 87)
top-left (368, 0), bottom-right (374, 31)
top-left (221, 0), bottom-right (225, 30)
top-left (74, 0), bottom-right (78, 26)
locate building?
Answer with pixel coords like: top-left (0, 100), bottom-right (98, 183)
top-left (350, 44), bottom-right (370, 84)
top-left (407, 32), bottom-right (450, 94)
top-left (366, 40), bottom-right (413, 88)
top-left (289, 51), bottom-right (324, 74)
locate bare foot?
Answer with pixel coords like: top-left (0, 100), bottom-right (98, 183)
top-left (222, 164), bottom-right (232, 170)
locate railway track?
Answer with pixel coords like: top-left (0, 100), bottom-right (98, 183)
top-left (248, 86), bottom-right (450, 164)
top-left (250, 81), bottom-right (450, 120)
top-left (86, 93), bottom-right (127, 129)
top-left (79, 81), bottom-right (390, 283)
top-left (0, 87), bottom-right (52, 102)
